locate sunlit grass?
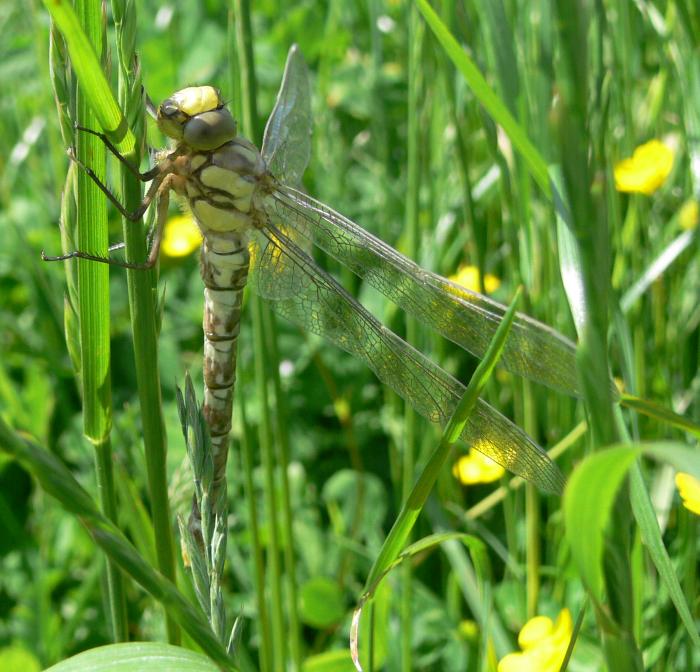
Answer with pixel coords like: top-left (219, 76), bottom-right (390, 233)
top-left (0, 1), bottom-right (698, 671)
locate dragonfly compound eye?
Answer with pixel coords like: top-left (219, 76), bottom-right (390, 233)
top-left (157, 86), bottom-right (227, 143)
top-left (183, 109), bottom-right (238, 151)
top-left (157, 101), bottom-right (189, 141)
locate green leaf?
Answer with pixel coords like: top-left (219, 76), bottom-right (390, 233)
top-left (44, 643), bottom-right (219, 671)
top-left (564, 441), bottom-right (700, 632)
top-left (302, 650), bottom-right (357, 672)
top-left (299, 577), bottom-right (346, 629)
top-left (564, 446), bottom-right (641, 601)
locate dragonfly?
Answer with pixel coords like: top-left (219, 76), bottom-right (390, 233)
top-left (46, 45), bottom-right (578, 497)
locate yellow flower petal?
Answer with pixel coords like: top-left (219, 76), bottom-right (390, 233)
top-left (500, 609), bottom-right (573, 672)
top-left (550, 608), bottom-right (573, 648)
top-left (161, 214), bottom-right (202, 258)
top-left (453, 448), bottom-right (505, 485)
top-left (519, 615), bottom-right (554, 650)
top-left (675, 472), bottom-right (700, 516)
top-left (448, 264), bottom-right (501, 295)
top-left (678, 199), bottom-right (699, 231)
top-left (614, 140), bottom-right (674, 195)
top-left (498, 651), bottom-right (539, 672)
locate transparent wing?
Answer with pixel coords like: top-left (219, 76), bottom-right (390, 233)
top-left (267, 185), bottom-right (581, 398)
top-left (249, 219), bottom-right (565, 495)
top-left (261, 44), bottom-right (312, 189)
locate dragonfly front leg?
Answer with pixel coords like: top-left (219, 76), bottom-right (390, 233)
top-left (42, 169), bottom-right (175, 270)
top-left (65, 145), bottom-right (164, 221)
top-left (74, 124), bottom-right (161, 183)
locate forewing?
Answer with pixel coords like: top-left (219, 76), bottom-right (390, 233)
top-left (261, 44), bottom-right (312, 188)
top-left (269, 185), bottom-right (582, 398)
top-left (248, 220), bottom-right (565, 494)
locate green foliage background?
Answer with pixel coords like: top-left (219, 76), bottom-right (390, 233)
top-left (0, 1), bottom-right (698, 671)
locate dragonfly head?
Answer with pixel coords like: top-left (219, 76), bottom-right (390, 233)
top-left (157, 86), bottom-right (237, 151)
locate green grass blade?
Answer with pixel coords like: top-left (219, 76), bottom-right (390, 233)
top-left (67, 0), bottom-right (127, 642)
top-left (620, 394), bottom-right (700, 438)
top-left (233, 4), bottom-right (287, 667)
top-left (628, 464), bottom-right (700, 650)
top-left (41, 0), bottom-right (134, 153)
top-left (111, 0), bottom-right (178, 644)
top-left (352, 532), bottom-right (490, 671)
top-left (400, 6), bottom-right (422, 670)
top-left (415, 0), bottom-right (551, 196)
top-left (363, 287), bottom-right (523, 591)
top-left (0, 418), bottom-right (238, 671)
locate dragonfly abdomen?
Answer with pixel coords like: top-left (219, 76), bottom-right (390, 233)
top-left (200, 236), bottom-right (250, 491)
top-left (186, 139), bottom-right (265, 492)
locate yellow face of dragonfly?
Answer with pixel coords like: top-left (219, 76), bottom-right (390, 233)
top-left (157, 85), bottom-right (238, 151)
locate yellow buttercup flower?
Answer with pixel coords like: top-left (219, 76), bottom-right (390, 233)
top-left (449, 264), bottom-right (501, 294)
top-left (614, 140), bottom-right (674, 195)
top-left (453, 446), bottom-right (505, 485)
top-left (161, 214), bottom-right (202, 258)
top-left (498, 609), bottom-right (573, 672)
top-left (675, 472), bottom-right (700, 516)
top-left (678, 199), bottom-right (699, 231)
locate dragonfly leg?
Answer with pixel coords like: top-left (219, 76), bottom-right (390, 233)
top-left (141, 176), bottom-right (172, 267)
top-left (42, 174), bottom-right (176, 270)
top-left (74, 124), bottom-right (161, 182)
top-left (67, 146), bottom-right (165, 221)
top-left (41, 248), bottom-right (156, 269)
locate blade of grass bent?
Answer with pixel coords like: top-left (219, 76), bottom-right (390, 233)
top-left (42, 0), bottom-right (134, 154)
top-left (352, 289), bottom-right (523, 670)
top-left (363, 287), bottom-right (524, 591)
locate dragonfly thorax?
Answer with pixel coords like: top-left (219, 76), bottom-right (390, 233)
top-left (157, 85), bottom-right (237, 151)
top-left (180, 136), bottom-right (267, 236)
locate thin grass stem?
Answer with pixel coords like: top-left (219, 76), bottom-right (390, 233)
top-left (110, 0), bottom-right (178, 644)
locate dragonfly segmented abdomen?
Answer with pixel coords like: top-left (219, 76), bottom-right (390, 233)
top-left (199, 229), bottom-right (250, 494)
top-left (186, 138), bottom-right (267, 500)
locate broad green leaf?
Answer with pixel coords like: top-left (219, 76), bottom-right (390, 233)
top-left (564, 442), bottom-right (700, 625)
top-left (44, 642), bottom-right (218, 671)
